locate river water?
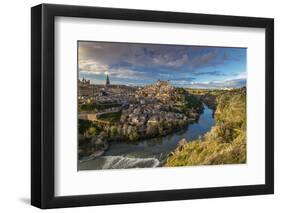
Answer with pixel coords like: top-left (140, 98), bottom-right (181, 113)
top-left (79, 104), bottom-right (214, 170)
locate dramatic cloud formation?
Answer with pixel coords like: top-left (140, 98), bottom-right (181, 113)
top-left (78, 41), bottom-right (246, 88)
top-left (171, 78), bottom-right (246, 89)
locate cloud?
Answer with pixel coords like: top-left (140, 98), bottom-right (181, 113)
top-left (78, 41), bottom-right (228, 71)
top-left (170, 77), bottom-right (196, 85)
top-left (181, 78), bottom-right (246, 89)
top-left (79, 58), bottom-right (152, 80)
top-left (190, 51), bottom-right (218, 68)
top-left (78, 41), bottom-right (246, 86)
top-left (79, 59), bottom-right (109, 74)
top-left (223, 52), bottom-right (243, 62)
top-left (230, 72), bottom-right (247, 79)
top-left (191, 70), bottom-right (226, 76)
top-left (170, 70), bottom-right (246, 88)
top-left (108, 68), bottom-right (152, 80)
top-left (152, 54), bottom-right (189, 67)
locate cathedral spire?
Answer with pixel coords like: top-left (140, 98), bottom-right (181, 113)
top-left (106, 74), bottom-right (110, 86)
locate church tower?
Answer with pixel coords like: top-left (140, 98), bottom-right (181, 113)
top-left (106, 74), bottom-right (110, 86)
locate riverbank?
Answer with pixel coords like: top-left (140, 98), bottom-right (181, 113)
top-left (165, 88), bottom-right (246, 166)
top-left (78, 104), bottom-right (214, 170)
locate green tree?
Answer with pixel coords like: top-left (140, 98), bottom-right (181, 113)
top-left (87, 127), bottom-right (98, 136)
top-left (78, 119), bottom-right (92, 135)
top-left (110, 125), bottom-right (118, 137)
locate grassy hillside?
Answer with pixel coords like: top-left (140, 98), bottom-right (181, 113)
top-left (165, 88), bottom-right (246, 166)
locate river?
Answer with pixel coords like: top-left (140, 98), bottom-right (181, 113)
top-left (78, 104), bottom-right (214, 170)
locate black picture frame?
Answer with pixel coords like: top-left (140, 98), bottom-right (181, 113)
top-left (31, 3), bottom-right (274, 209)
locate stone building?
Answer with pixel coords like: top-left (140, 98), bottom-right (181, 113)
top-left (78, 78), bottom-right (93, 97)
top-left (137, 80), bottom-right (176, 103)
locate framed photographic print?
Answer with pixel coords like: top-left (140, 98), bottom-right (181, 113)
top-left (31, 3), bottom-right (274, 209)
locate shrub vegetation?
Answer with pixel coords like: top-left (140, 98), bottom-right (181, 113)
top-left (165, 88), bottom-right (246, 166)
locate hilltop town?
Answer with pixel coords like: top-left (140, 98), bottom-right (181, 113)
top-left (78, 75), bottom-right (203, 159)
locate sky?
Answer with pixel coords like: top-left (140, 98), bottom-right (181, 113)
top-left (78, 41), bottom-right (246, 89)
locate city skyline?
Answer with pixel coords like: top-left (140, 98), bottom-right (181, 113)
top-left (78, 41), bottom-right (246, 89)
